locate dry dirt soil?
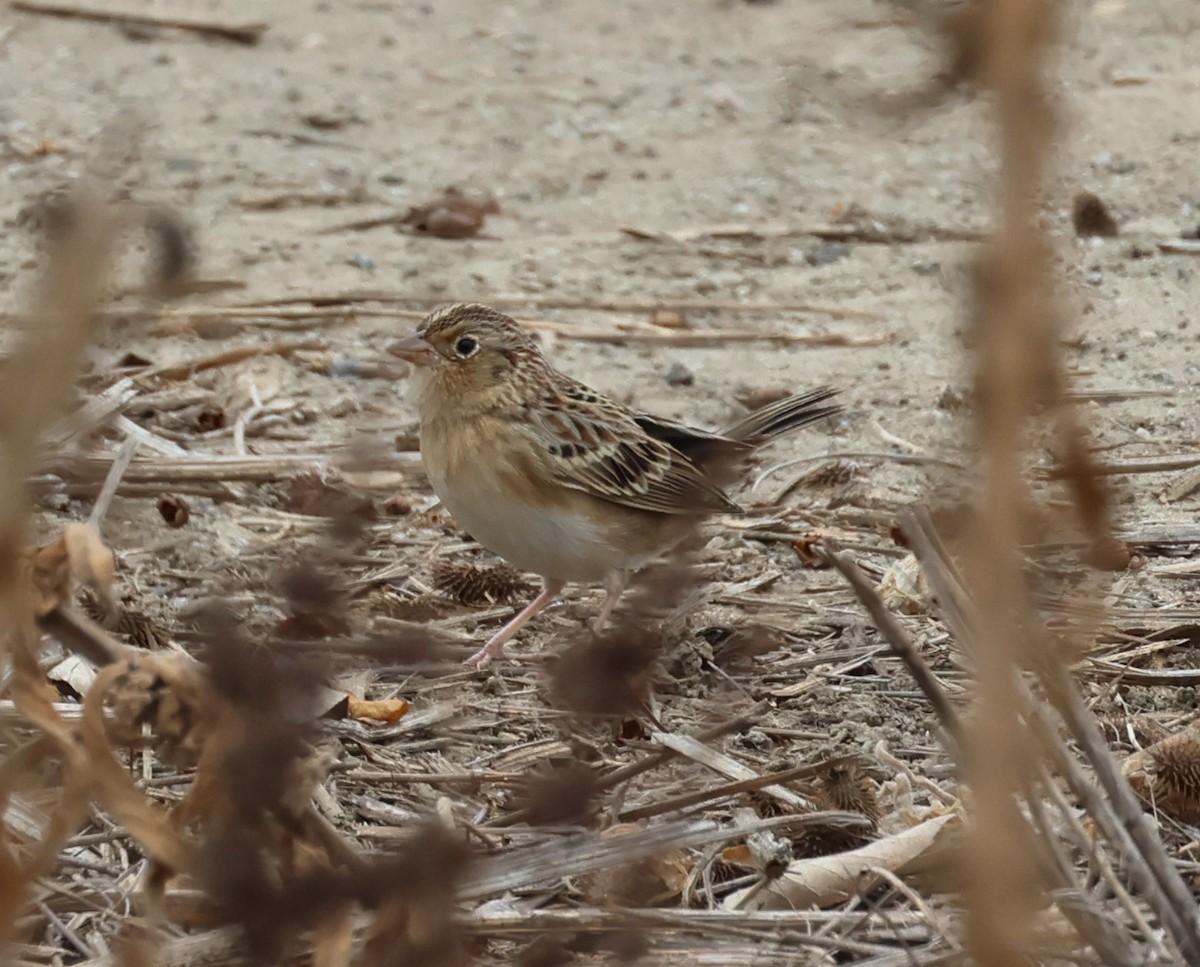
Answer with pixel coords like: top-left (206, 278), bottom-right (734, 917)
top-left (4, 0), bottom-right (1200, 958)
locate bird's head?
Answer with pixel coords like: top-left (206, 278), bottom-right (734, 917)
top-left (389, 303), bottom-right (543, 415)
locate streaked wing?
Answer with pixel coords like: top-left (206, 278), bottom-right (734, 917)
top-left (517, 379), bottom-right (740, 515)
top-left (632, 412), bottom-right (739, 467)
top-left (633, 387), bottom-right (841, 486)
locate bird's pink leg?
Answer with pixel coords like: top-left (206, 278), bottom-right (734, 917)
top-left (591, 571), bottom-right (629, 635)
top-left (465, 578), bottom-right (566, 668)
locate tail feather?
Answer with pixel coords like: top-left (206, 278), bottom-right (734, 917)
top-left (722, 386), bottom-right (842, 444)
top-left (634, 386), bottom-right (842, 495)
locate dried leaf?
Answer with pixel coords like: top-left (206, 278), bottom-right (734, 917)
top-left (346, 696), bottom-right (410, 724)
top-left (312, 904), bottom-right (357, 967)
top-left (793, 535), bottom-right (832, 569)
top-left (725, 813), bottom-right (959, 910)
top-left (46, 653), bottom-right (97, 696)
top-left (721, 844), bottom-right (753, 865)
top-left (64, 521), bottom-right (115, 593)
top-left (404, 187), bottom-right (499, 239)
top-left (27, 523), bottom-right (116, 616)
top-left (876, 552), bottom-right (930, 615)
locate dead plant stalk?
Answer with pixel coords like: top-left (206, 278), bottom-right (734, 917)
top-left (963, 1), bottom-right (1061, 961)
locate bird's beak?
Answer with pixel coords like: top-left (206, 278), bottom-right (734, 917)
top-left (388, 334), bottom-right (440, 367)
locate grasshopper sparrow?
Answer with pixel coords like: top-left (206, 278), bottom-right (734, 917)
top-left (390, 304), bottom-right (840, 667)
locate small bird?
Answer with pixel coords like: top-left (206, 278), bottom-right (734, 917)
top-left (390, 304), bottom-right (840, 667)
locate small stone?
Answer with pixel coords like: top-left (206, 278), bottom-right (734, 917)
top-left (1106, 154), bottom-right (1137, 175)
top-left (44, 492), bottom-right (71, 512)
top-left (806, 241), bottom-right (851, 267)
top-left (382, 494), bottom-right (412, 516)
top-left (118, 22), bottom-right (160, 41)
top-left (936, 386), bottom-right (969, 411)
top-left (346, 253), bottom-right (375, 271)
top-left (1072, 190), bottom-right (1119, 237)
top-left (650, 308), bottom-right (690, 329)
top-left (735, 385), bottom-right (790, 409)
top-left (328, 356), bottom-right (366, 378)
top-left (665, 362), bottom-right (694, 387)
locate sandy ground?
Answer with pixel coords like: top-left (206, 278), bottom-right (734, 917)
top-left (4, 0), bottom-right (1200, 956)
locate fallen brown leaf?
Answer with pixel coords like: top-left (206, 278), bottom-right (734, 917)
top-left (26, 522), bottom-right (116, 617)
top-left (346, 695), bottom-right (410, 723)
top-left (404, 187), bottom-right (499, 239)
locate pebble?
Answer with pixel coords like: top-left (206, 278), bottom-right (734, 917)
top-left (806, 241), bottom-right (851, 267)
top-left (665, 361), bottom-right (694, 387)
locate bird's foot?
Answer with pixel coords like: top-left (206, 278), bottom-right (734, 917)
top-left (464, 640), bottom-right (504, 669)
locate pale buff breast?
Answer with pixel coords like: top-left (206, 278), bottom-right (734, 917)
top-left (419, 414), bottom-right (688, 584)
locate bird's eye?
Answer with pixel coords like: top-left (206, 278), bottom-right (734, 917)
top-left (454, 335), bottom-right (478, 357)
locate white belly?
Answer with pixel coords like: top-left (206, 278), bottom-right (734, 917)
top-left (430, 467), bottom-right (625, 584)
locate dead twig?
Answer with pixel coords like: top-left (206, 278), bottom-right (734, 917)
top-left (47, 452), bottom-right (419, 486)
top-left (486, 705), bottom-right (766, 829)
top-left (86, 435), bottom-right (139, 531)
top-left (617, 754), bottom-right (862, 822)
top-left (1036, 663), bottom-right (1200, 958)
top-left (135, 339), bottom-right (328, 382)
top-left (10, 0), bottom-right (267, 43)
top-left (823, 548), bottom-right (961, 755)
top-left (620, 220), bottom-right (985, 245)
top-left (232, 289), bottom-right (887, 322)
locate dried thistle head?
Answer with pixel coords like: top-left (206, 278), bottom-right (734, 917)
top-left (1135, 732), bottom-right (1200, 825)
top-left (101, 652), bottom-right (215, 769)
top-left (80, 587), bottom-right (173, 649)
top-left (275, 560), bottom-right (351, 639)
top-left (792, 760), bottom-right (880, 858)
top-left (815, 761), bottom-right (882, 824)
top-left (1097, 712), bottom-right (1169, 752)
top-left (550, 628), bottom-right (660, 719)
top-left (509, 759), bottom-right (603, 827)
top-left (798, 458), bottom-right (860, 489)
top-left (551, 562), bottom-right (695, 716)
top-left (431, 559), bottom-right (531, 606)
